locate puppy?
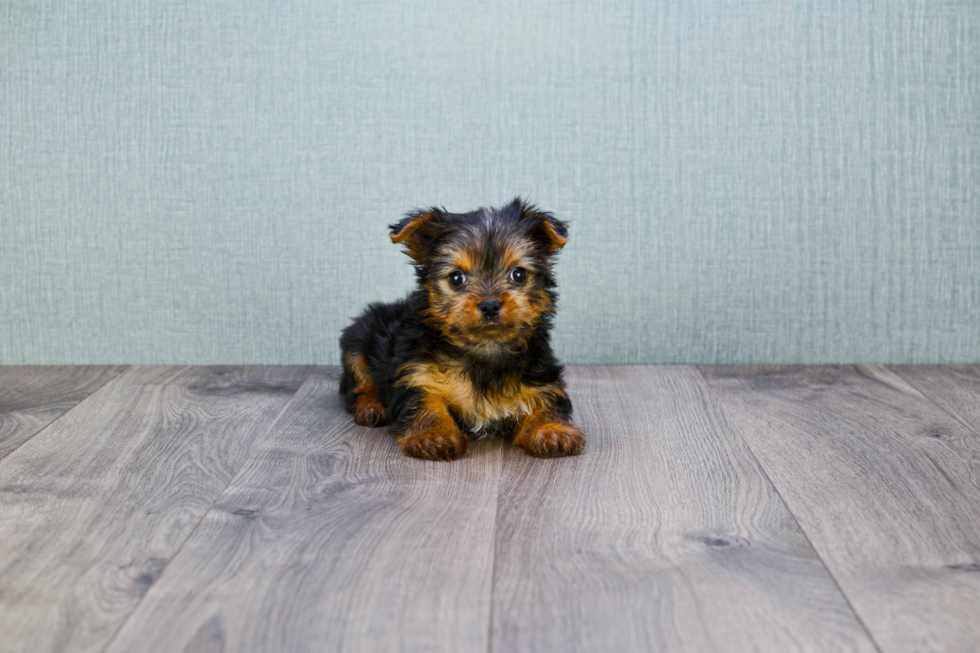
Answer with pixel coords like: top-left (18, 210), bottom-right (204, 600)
top-left (339, 198), bottom-right (584, 461)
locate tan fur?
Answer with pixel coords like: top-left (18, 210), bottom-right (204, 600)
top-left (390, 212), bottom-right (436, 261)
top-left (344, 353), bottom-right (375, 393)
top-left (500, 242), bottom-right (534, 270)
top-left (397, 356), bottom-right (563, 434)
top-left (397, 392), bottom-right (467, 460)
top-left (451, 249), bottom-right (477, 273)
top-left (538, 221), bottom-right (568, 252)
top-left (512, 406), bottom-right (584, 457)
top-left (344, 353), bottom-right (387, 427)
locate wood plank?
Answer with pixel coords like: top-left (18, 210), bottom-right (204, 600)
top-left (0, 366), bottom-right (127, 461)
top-left (0, 365), bottom-right (310, 653)
top-left (700, 365), bottom-right (980, 653)
top-left (891, 365), bottom-right (980, 435)
top-left (104, 367), bottom-right (503, 653)
top-left (491, 366), bottom-right (877, 653)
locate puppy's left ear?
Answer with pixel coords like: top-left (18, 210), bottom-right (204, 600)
top-left (390, 208), bottom-right (446, 261)
top-left (516, 199), bottom-right (568, 254)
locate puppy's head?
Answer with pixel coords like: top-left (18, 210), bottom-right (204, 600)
top-left (390, 198), bottom-right (568, 353)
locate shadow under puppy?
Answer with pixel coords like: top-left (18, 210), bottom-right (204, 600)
top-left (339, 198), bottom-right (585, 461)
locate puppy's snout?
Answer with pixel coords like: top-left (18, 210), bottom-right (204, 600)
top-left (478, 298), bottom-right (502, 319)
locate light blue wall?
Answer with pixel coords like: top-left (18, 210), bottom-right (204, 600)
top-left (2, 1), bottom-right (978, 364)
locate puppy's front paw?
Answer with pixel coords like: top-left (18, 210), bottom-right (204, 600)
top-left (517, 421), bottom-right (585, 458)
top-left (353, 394), bottom-right (388, 427)
top-left (399, 427), bottom-right (468, 461)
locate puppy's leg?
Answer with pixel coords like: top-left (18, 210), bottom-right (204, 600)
top-left (397, 394), bottom-right (467, 461)
top-left (344, 353), bottom-right (388, 427)
top-left (512, 394), bottom-right (584, 458)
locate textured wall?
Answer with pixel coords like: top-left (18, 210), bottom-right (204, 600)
top-left (1, 1), bottom-right (978, 365)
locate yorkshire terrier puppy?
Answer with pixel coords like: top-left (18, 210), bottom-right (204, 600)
top-left (339, 198), bottom-right (585, 461)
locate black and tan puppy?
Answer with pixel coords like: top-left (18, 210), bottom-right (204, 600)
top-left (339, 198), bottom-right (584, 461)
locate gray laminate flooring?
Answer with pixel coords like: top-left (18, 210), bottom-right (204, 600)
top-left (0, 365), bottom-right (977, 653)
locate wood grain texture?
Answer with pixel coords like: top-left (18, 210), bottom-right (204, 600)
top-left (491, 366), bottom-right (877, 653)
top-left (105, 367), bottom-right (503, 653)
top-left (891, 365), bottom-right (980, 435)
top-left (0, 366), bottom-right (127, 461)
top-left (0, 365), bottom-right (310, 653)
top-left (700, 365), bottom-right (980, 653)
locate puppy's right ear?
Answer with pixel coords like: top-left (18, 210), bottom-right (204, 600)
top-left (389, 208), bottom-right (445, 261)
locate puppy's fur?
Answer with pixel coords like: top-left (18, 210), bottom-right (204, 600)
top-left (339, 198), bottom-right (584, 461)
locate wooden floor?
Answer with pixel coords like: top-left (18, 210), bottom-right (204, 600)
top-left (0, 366), bottom-right (978, 653)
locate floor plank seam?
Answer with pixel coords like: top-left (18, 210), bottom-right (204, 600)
top-left (0, 365), bottom-right (130, 465)
top-left (97, 365), bottom-right (316, 653)
top-left (889, 366), bottom-right (980, 439)
top-left (693, 365), bottom-right (887, 653)
top-left (485, 444), bottom-right (504, 653)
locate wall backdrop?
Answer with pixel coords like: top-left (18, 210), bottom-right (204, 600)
top-left (2, 1), bottom-right (978, 365)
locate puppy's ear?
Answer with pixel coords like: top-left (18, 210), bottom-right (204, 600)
top-left (514, 198), bottom-right (568, 254)
top-left (389, 208), bottom-right (446, 260)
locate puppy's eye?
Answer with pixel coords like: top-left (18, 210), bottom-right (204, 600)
top-left (509, 267), bottom-right (527, 284)
top-left (448, 270), bottom-right (467, 288)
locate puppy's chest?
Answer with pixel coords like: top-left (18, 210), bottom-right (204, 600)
top-left (399, 361), bottom-right (545, 435)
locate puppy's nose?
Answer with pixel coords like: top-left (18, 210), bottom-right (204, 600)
top-left (478, 298), bottom-right (502, 319)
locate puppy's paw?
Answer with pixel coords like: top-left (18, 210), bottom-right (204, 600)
top-left (353, 394), bottom-right (388, 427)
top-left (518, 421), bottom-right (585, 458)
top-left (399, 427), bottom-right (468, 461)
